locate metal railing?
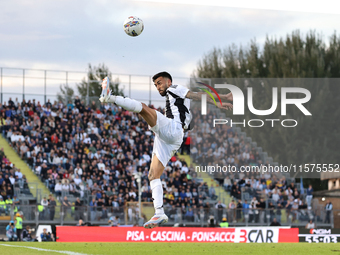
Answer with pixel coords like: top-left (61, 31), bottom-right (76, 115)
top-left (0, 205), bottom-right (334, 228)
top-left (164, 206), bottom-right (334, 228)
top-left (0, 67), bottom-right (190, 107)
top-left (14, 182), bottom-right (39, 203)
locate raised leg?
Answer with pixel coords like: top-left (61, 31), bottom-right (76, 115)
top-left (143, 155), bottom-right (169, 228)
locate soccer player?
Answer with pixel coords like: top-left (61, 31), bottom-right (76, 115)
top-left (100, 71), bottom-right (232, 228)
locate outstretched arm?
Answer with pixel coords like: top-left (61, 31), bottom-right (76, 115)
top-left (221, 92), bottom-right (233, 102)
top-left (186, 91), bottom-right (232, 101)
top-left (185, 91), bottom-right (233, 110)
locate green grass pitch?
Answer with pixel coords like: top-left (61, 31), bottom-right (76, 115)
top-left (0, 243), bottom-right (340, 255)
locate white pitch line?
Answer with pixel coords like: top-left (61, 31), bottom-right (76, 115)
top-left (0, 244), bottom-right (91, 255)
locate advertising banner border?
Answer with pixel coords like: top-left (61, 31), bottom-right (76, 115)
top-left (56, 226), bottom-right (298, 243)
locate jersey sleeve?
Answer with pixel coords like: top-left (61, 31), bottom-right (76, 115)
top-left (167, 84), bottom-right (189, 99)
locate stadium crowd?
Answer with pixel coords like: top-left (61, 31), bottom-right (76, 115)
top-left (189, 107), bottom-right (314, 223)
top-left (0, 147), bottom-right (27, 216)
top-left (0, 96), bottom-right (315, 225)
top-left (0, 97), bottom-right (213, 222)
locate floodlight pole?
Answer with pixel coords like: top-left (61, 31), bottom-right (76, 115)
top-left (23, 69), bottom-right (25, 100)
top-left (138, 173), bottom-right (142, 218)
top-left (134, 172), bottom-right (142, 219)
top-left (86, 72), bottom-right (90, 106)
top-left (129, 75), bottom-right (131, 98)
top-left (44, 70), bottom-right (47, 104)
top-left (1, 68), bottom-right (2, 104)
top-left (149, 76), bottom-right (151, 106)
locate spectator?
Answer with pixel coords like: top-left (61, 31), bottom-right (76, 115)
top-left (54, 181), bottom-right (62, 199)
top-left (228, 199), bottom-right (236, 222)
top-left (306, 184), bottom-right (313, 207)
top-left (15, 212), bottom-right (23, 241)
top-left (101, 205), bottom-right (108, 220)
top-left (324, 201), bottom-right (333, 224)
top-left (242, 200), bottom-right (250, 220)
top-left (231, 181), bottom-right (241, 199)
top-left (306, 219), bottom-right (315, 229)
top-left (5, 196), bottom-right (13, 211)
top-left (77, 219), bottom-right (86, 226)
top-left (6, 221), bottom-right (17, 241)
top-left (291, 201), bottom-right (299, 222)
top-left (219, 217), bottom-right (229, 228)
top-left (108, 215), bottom-right (120, 226)
top-left (0, 196), bottom-right (6, 215)
top-left (208, 215), bottom-right (216, 227)
top-left (15, 169), bottom-right (23, 179)
top-left (12, 195), bottom-right (20, 211)
top-left (185, 207), bottom-right (194, 222)
top-left (47, 175), bottom-right (56, 193)
top-left (272, 190), bottom-right (280, 203)
top-left (22, 225), bottom-right (35, 242)
top-left (169, 205), bottom-right (179, 223)
top-left (236, 199), bottom-right (243, 221)
top-left (185, 188), bottom-right (192, 199)
top-left (293, 188), bottom-right (300, 199)
top-left (40, 197), bottom-right (48, 220)
top-left (49, 197), bottom-right (56, 220)
top-left (209, 184), bottom-right (217, 200)
top-left (215, 200), bottom-right (226, 222)
top-left (40, 228), bottom-right (53, 241)
top-left (67, 100), bottom-right (74, 110)
top-left (62, 196), bottom-right (71, 219)
top-left (250, 197), bottom-right (259, 223)
top-left (223, 176), bottom-right (232, 192)
top-left (270, 218), bottom-right (281, 226)
top-left (74, 96), bottom-right (81, 109)
top-left (75, 197), bottom-right (83, 220)
top-left (89, 198), bottom-right (97, 221)
top-left (74, 164), bottom-right (83, 176)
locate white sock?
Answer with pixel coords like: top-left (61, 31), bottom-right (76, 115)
top-left (107, 96), bottom-right (143, 113)
top-left (150, 179), bottom-right (164, 215)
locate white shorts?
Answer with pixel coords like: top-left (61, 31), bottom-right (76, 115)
top-left (150, 111), bottom-right (184, 167)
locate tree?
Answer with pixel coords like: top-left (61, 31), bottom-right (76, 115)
top-left (77, 63), bottom-right (124, 101)
top-left (193, 30), bottom-right (340, 189)
top-left (195, 30), bottom-right (340, 79)
top-left (57, 63), bottom-right (125, 105)
top-left (57, 83), bottom-right (74, 103)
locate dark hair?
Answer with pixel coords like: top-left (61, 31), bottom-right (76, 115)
top-left (152, 72), bottom-right (172, 83)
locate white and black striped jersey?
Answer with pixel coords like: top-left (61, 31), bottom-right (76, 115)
top-left (165, 84), bottom-right (192, 130)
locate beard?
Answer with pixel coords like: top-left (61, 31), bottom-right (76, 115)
top-left (160, 89), bottom-right (167, 97)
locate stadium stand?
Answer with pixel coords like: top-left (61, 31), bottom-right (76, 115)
top-left (0, 148), bottom-right (31, 217)
top-left (188, 106), bottom-right (330, 226)
top-left (0, 97), bottom-right (333, 227)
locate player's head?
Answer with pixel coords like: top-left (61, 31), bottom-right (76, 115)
top-left (152, 71), bottom-right (172, 97)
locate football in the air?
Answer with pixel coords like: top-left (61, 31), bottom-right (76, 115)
top-left (123, 16), bottom-right (144, 37)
